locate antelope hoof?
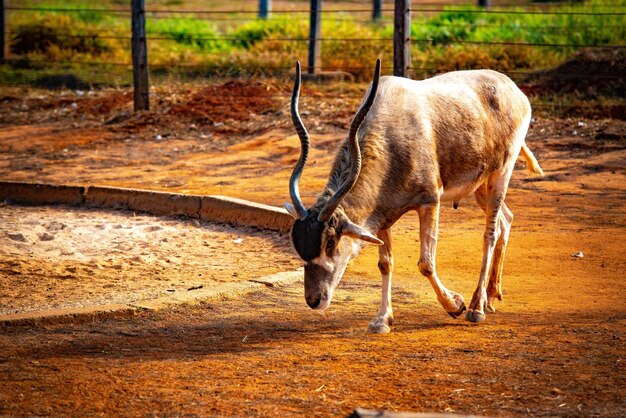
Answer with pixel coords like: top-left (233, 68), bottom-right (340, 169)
top-left (367, 316), bottom-right (393, 334)
top-left (447, 304), bottom-right (467, 319)
top-left (465, 310), bottom-right (486, 323)
top-left (367, 323), bottom-right (392, 334)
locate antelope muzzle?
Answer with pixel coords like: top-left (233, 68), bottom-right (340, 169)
top-left (303, 261), bottom-right (336, 310)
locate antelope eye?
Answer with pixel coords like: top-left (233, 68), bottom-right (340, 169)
top-left (326, 239), bottom-right (336, 249)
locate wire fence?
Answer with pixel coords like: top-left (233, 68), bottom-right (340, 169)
top-left (6, 6), bottom-right (626, 16)
top-left (5, 30), bottom-right (624, 48)
top-left (1, 0), bottom-right (625, 95)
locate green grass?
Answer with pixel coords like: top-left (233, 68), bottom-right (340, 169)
top-left (2, 0), bottom-right (624, 86)
top-left (147, 18), bottom-right (230, 52)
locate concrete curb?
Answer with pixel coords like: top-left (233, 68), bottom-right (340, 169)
top-left (201, 195), bottom-right (292, 233)
top-left (0, 181), bottom-right (293, 233)
top-left (0, 269), bottom-right (303, 327)
top-left (86, 186), bottom-right (201, 219)
top-left (0, 182), bottom-right (85, 206)
top-left (0, 304), bottom-right (136, 327)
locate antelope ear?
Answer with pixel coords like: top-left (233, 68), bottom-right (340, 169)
top-left (284, 203), bottom-right (299, 219)
top-left (343, 222), bottom-right (384, 245)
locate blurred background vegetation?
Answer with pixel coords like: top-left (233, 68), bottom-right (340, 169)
top-left (1, 0), bottom-right (624, 87)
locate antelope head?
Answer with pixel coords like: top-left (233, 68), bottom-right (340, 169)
top-left (285, 60), bottom-right (383, 310)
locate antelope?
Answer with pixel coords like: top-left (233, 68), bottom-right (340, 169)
top-left (285, 60), bottom-right (543, 333)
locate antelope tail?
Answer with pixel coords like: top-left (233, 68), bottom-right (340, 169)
top-left (520, 143), bottom-right (544, 176)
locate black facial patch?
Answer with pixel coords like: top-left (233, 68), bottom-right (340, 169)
top-left (291, 215), bottom-right (325, 262)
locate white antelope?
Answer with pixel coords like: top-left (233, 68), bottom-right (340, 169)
top-left (285, 60), bottom-right (543, 333)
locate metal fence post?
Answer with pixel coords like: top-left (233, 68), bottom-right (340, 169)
top-left (393, 0), bottom-right (411, 78)
top-left (258, 0), bottom-right (271, 19)
top-left (131, 0), bottom-right (149, 111)
top-left (478, 0), bottom-right (490, 9)
top-left (373, 0), bottom-right (382, 21)
top-left (1, 0), bottom-right (6, 61)
top-left (308, 0), bottom-right (322, 75)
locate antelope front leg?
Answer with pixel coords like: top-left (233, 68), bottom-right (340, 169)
top-left (368, 229), bottom-right (394, 334)
top-left (417, 203), bottom-right (466, 318)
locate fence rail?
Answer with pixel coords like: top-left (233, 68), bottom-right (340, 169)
top-left (6, 7), bottom-right (626, 16)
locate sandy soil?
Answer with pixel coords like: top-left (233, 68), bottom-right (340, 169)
top-left (0, 204), bottom-right (298, 315)
top-left (0, 81), bottom-right (625, 416)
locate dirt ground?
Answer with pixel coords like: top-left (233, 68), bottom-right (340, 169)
top-left (0, 78), bottom-right (625, 416)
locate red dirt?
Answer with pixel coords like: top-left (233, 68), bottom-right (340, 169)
top-left (519, 49), bottom-right (626, 120)
top-left (168, 80), bottom-right (286, 123)
top-left (523, 48), bottom-right (626, 100)
top-left (0, 81), bottom-right (625, 416)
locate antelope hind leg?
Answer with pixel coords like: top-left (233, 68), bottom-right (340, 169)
top-left (466, 169), bottom-right (513, 323)
top-left (474, 186), bottom-right (513, 314)
top-left (485, 202), bottom-right (513, 313)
